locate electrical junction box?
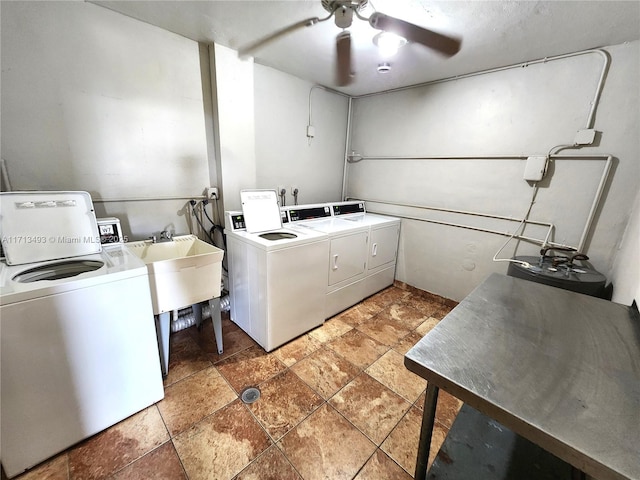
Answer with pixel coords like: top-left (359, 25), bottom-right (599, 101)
top-left (523, 156), bottom-right (548, 182)
top-left (574, 129), bottom-right (597, 145)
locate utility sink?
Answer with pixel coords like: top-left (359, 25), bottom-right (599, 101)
top-left (127, 234), bottom-right (225, 376)
top-left (127, 234), bottom-right (224, 314)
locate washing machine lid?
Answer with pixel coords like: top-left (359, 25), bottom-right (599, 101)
top-left (240, 189), bottom-right (282, 233)
top-left (1, 191), bottom-right (102, 265)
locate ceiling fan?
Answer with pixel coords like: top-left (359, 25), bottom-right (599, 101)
top-left (238, 0), bottom-right (462, 87)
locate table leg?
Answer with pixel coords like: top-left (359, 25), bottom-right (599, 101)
top-left (209, 297), bottom-right (223, 354)
top-left (415, 383), bottom-right (439, 480)
top-left (571, 467), bottom-right (586, 480)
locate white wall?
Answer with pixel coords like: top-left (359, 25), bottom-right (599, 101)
top-left (347, 42), bottom-right (640, 302)
top-left (610, 189), bottom-right (640, 306)
top-left (1, 1), bottom-right (210, 240)
top-left (209, 43), bottom-right (257, 212)
top-left (1, 2), bottom-right (350, 239)
top-left (254, 64), bottom-right (349, 206)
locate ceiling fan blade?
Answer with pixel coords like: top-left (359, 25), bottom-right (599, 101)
top-left (238, 17), bottom-right (322, 59)
top-left (369, 12), bottom-right (461, 57)
top-left (336, 31), bottom-right (353, 86)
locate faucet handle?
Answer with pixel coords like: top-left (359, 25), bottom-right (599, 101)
top-left (148, 235), bottom-right (157, 243)
top-left (160, 230), bottom-right (173, 241)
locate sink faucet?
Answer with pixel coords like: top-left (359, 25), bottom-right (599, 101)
top-left (159, 230), bottom-right (173, 242)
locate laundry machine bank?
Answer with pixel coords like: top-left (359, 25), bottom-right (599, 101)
top-left (0, 192), bottom-right (164, 478)
top-left (226, 198), bottom-right (400, 350)
top-left (286, 201), bottom-right (401, 318)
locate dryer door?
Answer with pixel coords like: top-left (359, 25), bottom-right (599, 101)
top-left (368, 224), bottom-right (400, 270)
top-left (328, 231), bottom-right (368, 286)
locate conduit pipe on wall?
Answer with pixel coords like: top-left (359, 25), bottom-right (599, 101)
top-left (353, 197), bottom-right (563, 250)
top-left (351, 48), bottom-right (610, 133)
top-left (93, 195), bottom-right (207, 203)
top-left (352, 154), bottom-right (613, 253)
top-left (341, 97), bottom-right (353, 200)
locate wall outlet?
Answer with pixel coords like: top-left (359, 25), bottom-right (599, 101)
top-left (208, 187), bottom-right (219, 199)
top-left (277, 185), bottom-right (286, 196)
top-left (290, 185), bottom-right (299, 196)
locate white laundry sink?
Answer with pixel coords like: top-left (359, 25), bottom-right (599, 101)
top-left (127, 234), bottom-right (224, 314)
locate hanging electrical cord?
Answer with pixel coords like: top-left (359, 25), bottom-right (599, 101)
top-left (198, 199), bottom-right (228, 273)
top-left (189, 200), bottom-right (216, 245)
top-left (492, 183), bottom-right (543, 269)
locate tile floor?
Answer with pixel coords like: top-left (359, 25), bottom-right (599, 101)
top-left (2, 283), bottom-right (462, 480)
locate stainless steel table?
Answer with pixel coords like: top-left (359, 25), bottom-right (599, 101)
top-left (405, 273), bottom-right (640, 480)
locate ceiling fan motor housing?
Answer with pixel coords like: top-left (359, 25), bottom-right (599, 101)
top-left (322, 0), bottom-right (369, 14)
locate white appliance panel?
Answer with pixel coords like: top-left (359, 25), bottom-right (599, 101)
top-left (226, 229), bottom-right (329, 351)
top-left (368, 224), bottom-right (400, 271)
top-left (265, 242), bottom-right (328, 348)
top-left (0, 191), bottom-right (101, 265)
top-left (0, 274), bottom-right (163, 477)
top-left (328, 231), bottom-right (369, 286)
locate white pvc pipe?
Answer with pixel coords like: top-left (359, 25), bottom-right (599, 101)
top-left (577, 155), bottom-right (613, 252)
top-left (341, 97), bottom-right (353, 200)
top-left (93, 195), bottom-right (206, 203)
top-left (356, 154), bottom-right (613, 253)
top-left (1, 158), bottom-right (11, 191)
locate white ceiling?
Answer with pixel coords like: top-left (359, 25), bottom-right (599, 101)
top-left (92, 0), bottom-right (640, 96)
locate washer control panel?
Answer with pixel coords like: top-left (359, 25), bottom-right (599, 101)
top-left (96, 217), bottom-right (124, 244)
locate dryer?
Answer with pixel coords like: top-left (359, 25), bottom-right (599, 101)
top-left (286, 204), bottom-right (370, 318)
top-left (225, 191), bottom-right (329, 351)
top-left (0, 191), bottom-right (163, 478)
top-left (331, 201), bottom-right (401, 299)
top-left (287, 201), bottom-right (400, 318)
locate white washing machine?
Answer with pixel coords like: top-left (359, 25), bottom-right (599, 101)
top-left (0, 192), bottom-right (164, 478)
top-left (225, 191), bottom-right (329, 351)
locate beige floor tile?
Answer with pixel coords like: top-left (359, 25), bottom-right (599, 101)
top-left (308, 318), bottom-right (353, 343)
top-left (356, 310), bottom-right (412, 347)
top-left (290, 346), bottom-right (360, 399)
top-left (163, 332), bottom-right (212, 387)
top-left (278, 404), bottom-right (376, 480)
top-left (329, 372), bottom-right (411, 445)
top-left (386, 303), bottom-right (431, 331)
top-left (5, 453), bottom-right (68, 480)
top-left (112, 442), bottom-right (186, 479)
top-left (431, 305), bottom-right (454, 320)
top-left (215, 345), bottom-right (286, 393)
top-left (247, 370), bottom-right (323, 441)
top-left (366, 350), bottom-right (426, 403)
top-left (173, 400), bottom-right (271, 480)
top-left (393, 331), bottom-right (424, 356)
top-left (415, 317), bottom-right (440, 336)
top-left (402, 294), bottom-right (442, 317)
top-left (362, 286), bottom-right (411, 311)
top-left (381, 406), bottom-right (449, 475)
top-left (414, 389), bottom-right (464, 429)
top-left (157, 367), bottom-right (237, 436)
top-left (334, 303), bottom-right (378, 327)
top-left (326, 329), bottom-right (389, 370)
top-left (353, 449), bottom-right (412, 480)
top-left (272, 334), bottom-right (322, 367)
top-left (199, 320), bottom-right (259, 363)
top-left (68, 406), bottom-right (169, 479)
top-left (235, 446), bottom-right (302, 480)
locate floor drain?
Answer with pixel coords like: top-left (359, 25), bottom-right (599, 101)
top-left (241, 387), bottom-right (261, 404)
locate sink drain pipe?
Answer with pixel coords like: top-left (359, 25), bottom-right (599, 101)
top-left (170, 295), bottom-right (230, 333)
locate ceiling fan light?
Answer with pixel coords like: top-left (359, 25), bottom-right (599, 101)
top-left (373, 31), bottom-right (407, 58)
